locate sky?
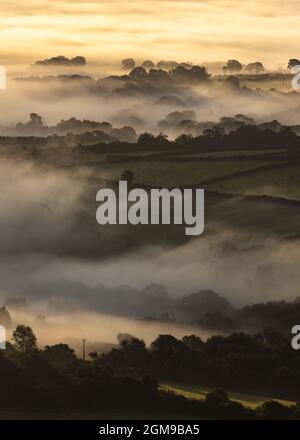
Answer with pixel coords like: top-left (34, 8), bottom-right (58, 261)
top-left (0, 0), bottom-right (300, 73)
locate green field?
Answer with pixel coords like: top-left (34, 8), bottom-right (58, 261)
top-left (163, 149), bottom-right (285, 159)
top-left (90, 159), bottom-right (278, 187)
top-left (161, 383), bottom-right (296, 409)
top-left (206, 162), bottom-right (300, 199)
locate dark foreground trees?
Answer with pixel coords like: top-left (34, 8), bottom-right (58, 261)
top-left (1, 325), bottom-right (299, 419)
top-left (101, 329), bottom-right (300, 402)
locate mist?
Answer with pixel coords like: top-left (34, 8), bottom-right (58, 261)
top-left (4, 308), bottom-right (212, 355)
top-left (0, 69), bottom-right (299, 135)
top-left (0, 157), bottom-right (299, 314)
top-left (0, 67), bottom-right (300, 349)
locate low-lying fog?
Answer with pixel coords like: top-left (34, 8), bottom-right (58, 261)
top-left (0, 158), bottom-right (299, 312)
top-left (5, 309), bottom-right (211, 354)
top-left (0, 68), bottom-right (299, 135)
top-left (0, 65), bottom-right (300, 348)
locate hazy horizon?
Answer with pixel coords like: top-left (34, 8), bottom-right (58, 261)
top-left (1, 0), bottom-right (300, 73)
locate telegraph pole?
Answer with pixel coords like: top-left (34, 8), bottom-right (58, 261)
top-left (82, 338), bottom-right (86, 361)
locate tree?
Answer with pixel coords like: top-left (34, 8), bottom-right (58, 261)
top-left (246, 62), bottom-right (264, 74)
top-left (142, 375), bottom-right (159, 391)
top-left (120, 337), bottom-right (149, 366)
top-left (150, 334), bottom-right (186, 362)
top-left (138, 132), bottom-right (156, 145)
top-left (179, 62), bottom-right (193, 70)
top-left (121, 58), bottom-right (136, 71)
top-left (189, 65), bottom-right (210, 80)
top-left (175, 133), bottom-right (194, 144)
top-left (222, 60), bottom-right (242, 74)
top-left (156, 133), bottom-right (169, 144)
top-left (43, 343), bottom-right (77, 369)
top-left (121, 170), bottom-right (135, 184)
top-left (117, 333), bottom-right (134, 344)
top-left (141, 60), bottom-right (155, 70)
top-left (182, 335), bottom-right (204, 350)
top-left (205, 389), bottom-right (229, 408)
top-left (148, 69), bottom-right (170, 81)
top-left (259, 400), bottom-right (291, 420)
top-left (156, 60), bottom-right (178, 70)
top-left (12, 325), bottom-right (37, 352)
top-left (89, 351), bottom-right (98, 361)
top-left (129, 67), bottom-right (147, 80)
top-left (170, 65), bottom-right (210, 82)
top-left (28, 113), bottom-right (43, 129)
top-left (35, 55), bottom-right (71, 66)
top-left (71, 56), bottom-right (86, 66)
top-left (288, 59), bottom-right (300, 70)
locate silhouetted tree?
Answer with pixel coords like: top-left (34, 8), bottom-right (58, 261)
top-left (12, 325), bottom-right (37, 352)
top-left (150, 334), bottom-right (186, 364)
top-left (35, 55), bottom-right (71, 66)
top-left (175, 133), bottom-right (194, 144)
top-left (129, 67), bottom-right (147, 80)
top-left (148, 69), bottom-right (170, 81)
top-left (141, 60), bottom-right (155, 70)
top-left (89, 351), bottom-right (98, 361)
top-left (28, 113), bottom-right (43, 129)
top-left (179, 62), bottom-right (193, 70)
top-left (121, 58), bottom-right (136, 71)
top-left (117, 333), bottom-right (134, 344)
top-left (142, 375), bottom-right (159, 392)
top-left (205, 389), bottom-right (229, 408)
top-left (223, 60), bottom-right (242, 74)
top-left (138, 132), bottom-right (156, 145)
top-left (182, 335), bottom-right (204, 350)
top-left (156, 133), bottom-right (169, 144)
top-left (246, 62), bottom-right (264, 74)
top-left (71, 56), bottom-right (86, 66)
top-left (156, 60), bottom-right (178, 70)
top-left (43, 343), bottom-right (77, 369)
top-left (121, 170), bottom-right (135, 184)
top-left (171, 65), bottom-right (210, 82)
top-left (258, 400), bottom-right (292, 420)
top-left (120, 337), bottom-right (149, 366)
top-left (288, 59), bottom-right (300, 69)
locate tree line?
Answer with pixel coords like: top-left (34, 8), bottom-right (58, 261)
top-left (1, 324), bottom-right (300, 419)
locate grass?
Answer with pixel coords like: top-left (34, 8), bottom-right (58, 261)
top-left (239, 77), bottom-right (293, 92)
top-left (167, 149), bottom-right (285, 159)
top-left (161, 382), bottom-right (296, 409)
top-left (89, 159), bottom-right (278, 187)
top-left (206, 162), bottom-right (300, 199)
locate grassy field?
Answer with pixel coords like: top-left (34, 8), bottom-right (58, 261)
top-left (206, 162), bottom-right (300, 199)
top-left (161, 383), bottom-right (296, 409)
top-left (238, 77), bottom-right (293, 92)
top-left (163, 149), bottom-right (286, 159)
top-left (90, 159), bottom-right (278, 187)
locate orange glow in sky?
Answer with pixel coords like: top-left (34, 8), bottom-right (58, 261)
top-left (0, 1), bottom-right (299, 70)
